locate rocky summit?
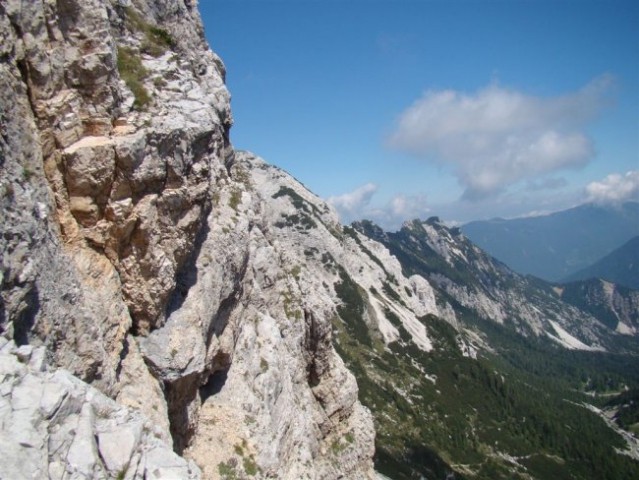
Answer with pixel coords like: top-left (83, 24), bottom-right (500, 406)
top-left (1, 1), bottom-right (639, 480)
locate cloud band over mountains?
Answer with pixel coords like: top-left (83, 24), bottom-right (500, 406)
top-left (586, 171), bottom-right (639, 204)
top-left (388, 75), bottom-right (614, 199)
top-left (328, 169), bottom-right (638, 230)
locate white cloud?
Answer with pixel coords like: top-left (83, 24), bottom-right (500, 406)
top-left (326, 180), bottom-right (593, 229)
top-left (389, 75), bottom-right (613, 199)
top-left (327, 184), bottom-right (431, 230)
top-left (585, 171), bottom-right (639, 204)
top-left (392, 194), bottom-right (430, 219)
top-left (327, 183), bottom-right (378, 219)
top-left (369, 194), bottom-right (432, 230)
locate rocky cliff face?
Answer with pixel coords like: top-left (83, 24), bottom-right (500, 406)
top-left (558, 279), bottom-right (639, 336)
top-left (0, 0), bottom-right (399, 478)
top-left (355, 217), bottom-right (627, 351)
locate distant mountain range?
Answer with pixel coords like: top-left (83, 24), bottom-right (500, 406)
top-left (462, 202), bottom-right (639, 282)
top-left (355, 217), bottom-right (635, 348)
top-left (562, 236), bottom-right (639, 290)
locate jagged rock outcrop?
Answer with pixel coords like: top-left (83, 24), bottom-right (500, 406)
top-left (1, 0), bottom-right (231, 401)
top-left (557, 279), bottom-right (639, 335)
top-left (2, 0), bottom-right (231, 452)
top-left (0, 338), bottom-right (200, 479)
top-left (355, 217), bottom-right (622, 351)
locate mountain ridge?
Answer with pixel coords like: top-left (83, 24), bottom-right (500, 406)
top-left (354, 216), bottom-right (631, 350)
top-left (562, 236), bottom-right (639, 289)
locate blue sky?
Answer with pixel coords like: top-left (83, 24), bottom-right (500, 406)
top-left (200, 0), bottom-right (639, 228)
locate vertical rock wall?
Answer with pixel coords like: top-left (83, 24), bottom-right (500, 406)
top-left (0, 1), bottom-right (377, 478)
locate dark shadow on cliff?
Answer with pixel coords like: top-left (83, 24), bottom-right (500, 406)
top-left (199, 366), bottom-right (229, 402)
top-left (165, 206), bottom-right (211, 319)
top-left (165, 373), bottom-right (200, 455)
top-left (12, 285), bottom-right (40, 346)
top-left (204, 251), bottom-right (249, 345)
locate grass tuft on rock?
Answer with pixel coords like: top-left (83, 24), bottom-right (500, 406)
top-left (125, 7), bottom-right (176, 57)
top-left (117, 46), bottom-right (151, 109)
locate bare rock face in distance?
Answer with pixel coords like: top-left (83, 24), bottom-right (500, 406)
top-left (0, 0), bottom-right (390, 478)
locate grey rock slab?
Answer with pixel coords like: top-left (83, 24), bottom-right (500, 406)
top-left (14, 344), bottom-right (33, 363)
top-left (144, 446), bottom-right (201, 480)
top-left (40, 380), bottom-right (69, 419)
top-left (65, 403), bottom-right (99, 478)
top-left (28, 346), bottom-right (46, 372)
top-left (48, 461), bottom-right (66, 480)
top-left (97, 423), bottom-right (141, 474)
top-left (47, 412), bottom-right (79, 462)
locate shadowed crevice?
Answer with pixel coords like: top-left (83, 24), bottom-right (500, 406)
top-left (165, 206), bottom-right (211, 319)
top-left (13, 285), bottom-right (40, 346)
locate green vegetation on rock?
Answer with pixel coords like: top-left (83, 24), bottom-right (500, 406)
top-left (116, 46), bottom-right (150, 109)
top-left (125, 6), bottom-right (176, 57)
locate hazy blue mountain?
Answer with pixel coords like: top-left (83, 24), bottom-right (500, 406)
top-left (462, 202), bottom-right (639, 282)
top-left (562, 236), bottom-right (639, 290)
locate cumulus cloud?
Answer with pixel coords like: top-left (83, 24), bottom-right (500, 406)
top-left (327, 180), bottom-right (593, 229)
top-left (390, 193), bottom-right (430, 221)
top-left (328, 184), bottom-right (431, 230)
top-left (388, 75), bottom-right (613, 199)
top-left (327, 183), bottom-right (378, 219)
top-left (585, 171), bottom-right (639, 204)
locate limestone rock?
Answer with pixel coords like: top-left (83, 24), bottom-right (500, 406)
top-left (97, 424), bottom-right (142, 473)
top-left (0, 343), bottom-right (200, 480)
top-left (0, 0), bottom-right (399, 478)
